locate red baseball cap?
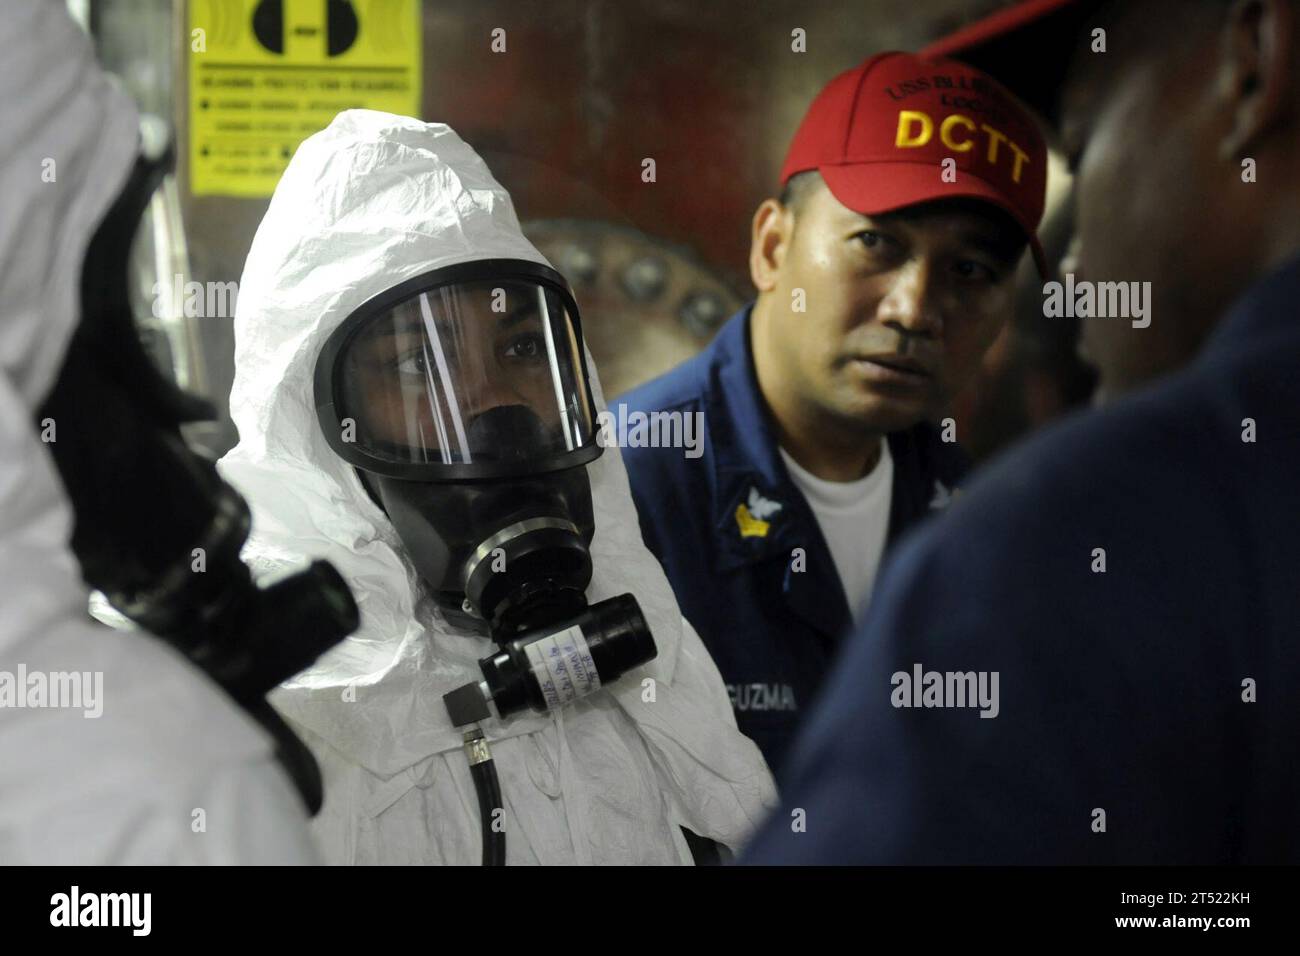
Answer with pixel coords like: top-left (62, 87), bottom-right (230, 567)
top-left (780, 50), bottom-right (1050, 276)
top-left (920, 0), bottom-right (1099, 122)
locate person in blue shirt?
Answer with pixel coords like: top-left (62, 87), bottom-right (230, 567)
top-left (745, 0), bottom-right (1300, 864)
top-left (615, 50), bottom-right (1051, 772)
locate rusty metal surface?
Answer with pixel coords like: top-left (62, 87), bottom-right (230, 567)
top-left (167, 0), bottom-right (1012, 451)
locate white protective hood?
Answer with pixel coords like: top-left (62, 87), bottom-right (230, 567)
top-left (220, 110), bottom-right (776, 864)
top-left (0, 0), bottom-right (314, 863)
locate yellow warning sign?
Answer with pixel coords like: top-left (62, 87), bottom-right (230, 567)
top-left (188, 0), bottom-right (422, 197)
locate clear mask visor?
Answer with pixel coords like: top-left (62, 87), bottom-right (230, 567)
top-left (336, 277), bottom-right (595, 468)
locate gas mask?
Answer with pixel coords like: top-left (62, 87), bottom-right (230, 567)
top-left (314, 259), bottom-right (657, 724)
top-left (37, 143), bottom-right (359, 814)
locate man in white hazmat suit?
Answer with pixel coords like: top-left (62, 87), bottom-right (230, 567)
top-left (219, 109), bottom-right (777, 864)
top-left (0, 0), bottom-right (317, 864)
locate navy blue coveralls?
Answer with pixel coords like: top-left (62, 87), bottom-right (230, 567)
top-left (615, 306), bottom-right (968, 772)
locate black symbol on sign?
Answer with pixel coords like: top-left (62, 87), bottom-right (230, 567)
top-left (252, 1), bottom-right (359, 57)
top-left (326, 0), bottom-right (360, 56)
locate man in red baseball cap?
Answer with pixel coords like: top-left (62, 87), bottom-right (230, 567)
top-left (615, 51), bottom-right (1050, 774)
top-left (746, 0), bottom-right (1300, 864)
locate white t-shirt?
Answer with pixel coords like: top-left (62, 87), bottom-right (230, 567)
top-left (778, 440), bottom-right (894, 626)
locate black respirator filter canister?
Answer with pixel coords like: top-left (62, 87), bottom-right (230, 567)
top-left (473, 593), bottom-right (656, 720)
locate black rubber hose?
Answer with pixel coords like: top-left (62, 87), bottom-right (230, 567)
top-left (470, 758), bottom-right (506, 866)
